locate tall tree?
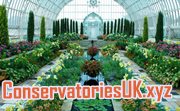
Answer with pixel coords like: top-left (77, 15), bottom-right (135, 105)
top-left (120, 18), bottom-right (124, 33)
top-left (76, 21), bottom-right (78, 34)
top-left (132, 22), bottom-right (135, 36)
top-left (70, 20), bottom-right (73, 33)
top-left (40, 17), bottom-right (46, 41)
top-left (110, 21), bottom-right (113, 34)
top-left (0, 5), bottom-right (9, 46)
top-left (114, 19), bottom-right (117, 33)
top-left (117, 19), bottom-right (121, 33)
top-left (143, 17), bottom-right (148, 42)
top-left (27, 11), bottom-right (34, 43)
top-left (80, 22), bottom-right (84, 35)
top-left (155, 12), bottom-right (164, 43)
top-left (103, 22), bottom-right (106, 35)
top-left (107, 21), bottom-right (110, 35)
top-left (53, 21), bottom-right (56, 36)
top-left (73, 21), bottom-right (75, 33)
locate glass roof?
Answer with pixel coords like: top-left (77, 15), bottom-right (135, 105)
top-left (0, 0), bottom-right (179, 39)
top-left (57, 0), bottom-right (128, 22)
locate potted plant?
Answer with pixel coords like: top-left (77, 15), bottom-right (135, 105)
top-left (81, 60), bottom-right (102, 77)
top-left (87, 46), bottom-right (98, 60)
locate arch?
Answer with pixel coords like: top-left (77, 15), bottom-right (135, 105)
top-left (83, 12), bottom-right (103, 39)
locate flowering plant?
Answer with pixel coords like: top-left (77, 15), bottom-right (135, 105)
top-left (81, 60), bottom-right (102, 77)
top-left (67, 43), bottom-right (83, 56)
top-left (87, 46), bottom-right (98, 57)
top-left (101, 45), bottom-right (118, 57)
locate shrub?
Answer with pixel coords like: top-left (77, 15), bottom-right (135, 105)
top-left (103, 22), bottom-right (106, 35)
top-left (76, 21), bottom-right (78, 34)
top-left (155, 12), bottom-right (164, 43)
top-left (81, 60), bottom-right (102, 77)
top-left (40, 17), bottom-right (46, 41)
top-left (80, 22), bottom-right (84, 35)
top-left (143, 17), bottom-right (148, 42)
top-left (27, 11), bottom-right (35, 43)
top-left (0, 5), bottom-right (9, 46)
top-left (87, 46), bottom-right (99, 57)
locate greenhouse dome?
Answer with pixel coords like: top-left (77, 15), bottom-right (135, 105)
top-left (0, 0), bottom-right (179, 111)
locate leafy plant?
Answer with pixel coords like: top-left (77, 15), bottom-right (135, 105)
top-left (87, 46), bottom-right (99, 57)
top-left (73, 99), bottom-right (113, 111)
top-left (81, 60), bottom-right (102, 77)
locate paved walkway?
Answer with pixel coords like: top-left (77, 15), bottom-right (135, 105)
top-left (118, 50), bottom-right (180, 111)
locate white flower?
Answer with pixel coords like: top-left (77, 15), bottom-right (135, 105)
top-left (46, 75), bottom-right (51, 79)
top-left (54, 75), bottom-right (58, 80)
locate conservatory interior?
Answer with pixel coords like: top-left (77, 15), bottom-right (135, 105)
top-left (0, 0), bottom-right (180, 111)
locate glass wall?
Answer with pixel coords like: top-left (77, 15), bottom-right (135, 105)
top-left (57, 0), bottom-right (128, 22)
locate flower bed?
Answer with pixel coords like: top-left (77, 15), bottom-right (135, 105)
top-left (0, 41), bottom-right (63, 84)
top-left (0, 41), bottom-right (41, 59)
top-left (126, 43), bottom-right (180, 88)
top-left (142, 41), bottom-right (180, 59)
top-left (6, 53), bottom-right (84, 111)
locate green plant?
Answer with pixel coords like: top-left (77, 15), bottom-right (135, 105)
top-left (114, 19), bottom-right (117, 33)
top-left (81, 60), bottom-right (102, 77)
top-left (117, 19), bottom-right (121, 33)
top-left (107, 21), bottom-right (110, 35)
top-left (101, 44), bottom-right (118, 57)
top-left (27, 11), bottom-right (35, 43)
top-left (0, 5), bottom-right (9, 46)
top-left (103, 22), bottom-right (106, 35)
top-left (101, 56), bottom-right (132, 85)
top-left (73, 99), bottom-right (112, 111)
top-left (121, 99), bottom-right (165, 111)
top-left (40, 17), bottom-right (46, 41)
top-left (110, 21), bottom-right (113, 34)
top-left (53, 21), bottom-right (56, 36)
top-left (143, 16), bottom-right (149, 42)
top-left (155, 12), bottom-right (164, 43)
top-left (120, 18), bottom-right (124, 33)
top-left (76, 21), bottom-right (78, 34)
top-left (126, 43), bottom-right (180, 88)
top-left (80, 22), bottom-right (84, 35)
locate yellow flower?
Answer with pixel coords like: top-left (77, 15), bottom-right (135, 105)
top-left (165, 106), bottom-right (170, 111)
top-left (141, 82), bottom-right (146, 89)
top-left (5, 106), bottom-right (14, 111)
top-left (151, 99), bottom-right (156, 105)
top-left (27, 100), bottom-right (33, 105)
top-left (37, 76), bottom-right (42, 82)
